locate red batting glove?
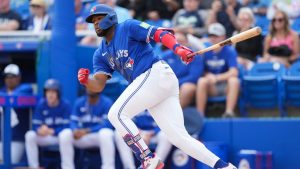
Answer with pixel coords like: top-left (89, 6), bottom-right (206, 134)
top-left (78, 68), bottom-right (90, 85)
top-left (174, 45), bottom-right (194, 64)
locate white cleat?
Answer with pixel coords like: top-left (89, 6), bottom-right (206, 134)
top-left (219, 163), bottom-right (238, 169)
top-left (138, 154), bottom-right (164, 169)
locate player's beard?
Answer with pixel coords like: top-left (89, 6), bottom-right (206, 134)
top-left (96, 27), bottom-right (111, 37)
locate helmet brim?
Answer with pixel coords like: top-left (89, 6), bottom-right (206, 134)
top-left (85, 13), bottom-right (106, 23)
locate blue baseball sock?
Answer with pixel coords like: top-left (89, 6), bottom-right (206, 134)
top-left (214, 159), bottom-right (229, 169)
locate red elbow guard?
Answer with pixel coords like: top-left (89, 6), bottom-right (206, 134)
top-left (153, 29), bottom-right (178, 51)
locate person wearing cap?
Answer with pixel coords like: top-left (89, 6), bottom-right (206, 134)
top-left (26, 0), bottom-right (51, 32)
top-left (196, 23), bottom-right (240, 118)
top-left (0, 0), bottom-right (22, 31)
top-left (25, 79), bottom-right (71, 169)
top-left (0, 64), bottom-right (33, 164)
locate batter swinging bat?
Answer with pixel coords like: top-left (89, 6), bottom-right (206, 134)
top-left (188, 26), bottom-right (262, 57)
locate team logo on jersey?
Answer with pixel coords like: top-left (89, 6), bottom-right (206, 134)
top-left (108, 56), bottom-right (115, 69)
top-left (125, 57), bottom-right (134, 70)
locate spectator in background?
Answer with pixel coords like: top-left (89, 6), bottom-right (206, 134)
top-left (97, 0), bottom-right (132, 23)
top-left (0, 0), bottom-right (22, 30)
top-left (172, 0), bottom-right (208, 37)
top-left (267, 0), bottom-right (300, 20)
top-left (116, 110), bottom-right (172, 168)
top-left (132, 0), bottom-right (181, 20)
top-left (25, 79), bottom-right (71, 169)
top-left (196, 23), bottom-right (239, 117)
top-left (26, 0), bottom-right (51, 32)
top-left (234, 7), bottom-right (263, 70)
top-left (207, 0), bottom-right (241, 37)
top-left (59, 88), bottom-right (116, 169)
top-left (75, 0), bottom-right (91, 31)
top-left (0, 64), bottom-right (33, 164)
top-left (261, 10), bottom-right (299, 67)
top-left (161, 32), bottom-right (203, 109)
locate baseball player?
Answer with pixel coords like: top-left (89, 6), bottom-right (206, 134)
top-left (59, 88), bottom-right (115, 169)
top-left (78, 4), bottom-right (237, 169)
top-left (25, 79), bottom-right (71, 168)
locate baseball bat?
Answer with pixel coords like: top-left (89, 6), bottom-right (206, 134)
top-left (188, 26), bottom-right (262, 57)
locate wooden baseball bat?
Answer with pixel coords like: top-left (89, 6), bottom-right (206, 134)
top-left (188, 26), bottom-right (262, 57)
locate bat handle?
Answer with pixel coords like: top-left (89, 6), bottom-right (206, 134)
top-left (187, 52), bottom-right (197, 58)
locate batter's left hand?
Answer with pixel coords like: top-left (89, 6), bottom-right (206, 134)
top-left (174, 45), bottom-right (194, 64)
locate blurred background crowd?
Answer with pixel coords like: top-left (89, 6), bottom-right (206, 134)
top-left (1, 0), bottom-right (300, 168)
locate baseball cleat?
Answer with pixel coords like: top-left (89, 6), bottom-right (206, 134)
top-left (219, 163), bottom-right (237, 169)
top-left (138, 154), bottom-right (164, 169)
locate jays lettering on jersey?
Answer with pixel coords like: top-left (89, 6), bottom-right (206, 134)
top-left (93, 19), bottom-right (160, 83)
top-left (70, 94), bottom-right (114, 132)
top-left (32, 98), bottom-right (71, 136)
top-left (201, 42), bottom-right (238, 74)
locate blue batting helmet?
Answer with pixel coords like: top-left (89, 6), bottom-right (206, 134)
top-left (44, 79), bottom-right (61, 92)
top-left (85, 4), bottom-right (118, 30)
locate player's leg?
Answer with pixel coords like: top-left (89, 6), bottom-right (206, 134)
top-left (114, 131), bottom-right (136, 169)
top-left (152, 131), bottom-right (172, 162)
top-left (72, 129), bottom-right (116, 169)
top-left (25, 130), bottom-right (59, 168)
top-left (148, 96), bottom-right (234, 169)
top-left (58, 129), bottom-right (75, 169)
top-left (11, 141), bottom-right (24, 164)
top-left (25, 131), bottom-right (40, 168)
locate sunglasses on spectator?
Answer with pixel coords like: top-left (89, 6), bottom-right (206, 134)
top-left (30, 4), bottom-right (42, 8)
top-left (272, 18), bottom-right (284, 23)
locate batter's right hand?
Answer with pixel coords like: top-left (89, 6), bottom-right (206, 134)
top-left (78, 68), bottom-right (90, 85)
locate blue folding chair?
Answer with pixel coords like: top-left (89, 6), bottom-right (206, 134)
top-left (239, 62), bottom-right (286, 117)
top-left (282, 62), bottom-right (300, 113)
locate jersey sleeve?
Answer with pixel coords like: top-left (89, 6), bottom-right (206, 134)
top-left (70, 100), bottom-right (81, 130)
top-left (126, 19), bottom-right (157, 43)
top-left (32, 101), bottom-right (44, 132)
top-left (93, 48), bottom-right (114, 78)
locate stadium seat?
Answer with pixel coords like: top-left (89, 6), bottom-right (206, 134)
top-left (282, 62), bottom-right (300, 113)
top-left (255, 15), bottom-right (270, 36)
top-left (239, 62), bottom-right (286, 117)
top-left (291, 17), bottom-right (300, 34)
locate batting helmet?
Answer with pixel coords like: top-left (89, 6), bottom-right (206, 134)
top-left (85, 4), bottom-right (118, 30)
top-left (44, 79), bottom-right (61, 93)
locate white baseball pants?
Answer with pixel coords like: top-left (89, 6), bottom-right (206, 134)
top-left (108, 61), bottom-right (221, 168)
top-left (59, 128), bottom-right (115, 169)
top-left (0, 141), bottom-right (24, 164)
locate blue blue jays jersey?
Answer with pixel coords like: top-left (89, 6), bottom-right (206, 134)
top-left (32, 98), bottom-right (71, 136)
top-left (70, 94), bottom-right (114, 132)
top-left (93, 19), bottom-right (160, 83)
top-left (202, 42), bottom-right (238, 74)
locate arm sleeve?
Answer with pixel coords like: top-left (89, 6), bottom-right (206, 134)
top-left (93, 49), bottom-right (114, 78)
top-left (32, 102), bottom-right (44, 132)
top-left (54, 102), bottom-right (71, 135)
top-left (127, 19), bottom-right (158, 43)
top-left (70, 101), bottom-right (80, 130)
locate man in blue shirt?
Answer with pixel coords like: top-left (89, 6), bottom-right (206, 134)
top-left (25, 79), bottom-right (71, 168)
top-left (78, 4), bottom-right (237, 169)
top-left (0, 64), bottom-right (33, 164)
top-left (196, 23), bottom-right (240, 117)
top-left (59, 88), bottom-right (116, 169)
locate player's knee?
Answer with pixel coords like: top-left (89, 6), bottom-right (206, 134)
top-left (197, 78), bottom-right (209, 87)
top-left (98, 128), bottom-right (114, 140)
top-left (58, 128), bottom-right (73, 143)
top-left (107, 107), bottom-right (119, 124)
top-left (25, 130), bottom-right (37, 142)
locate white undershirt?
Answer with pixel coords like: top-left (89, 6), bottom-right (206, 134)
top-left (33, 15), bottom-right (49, 32)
